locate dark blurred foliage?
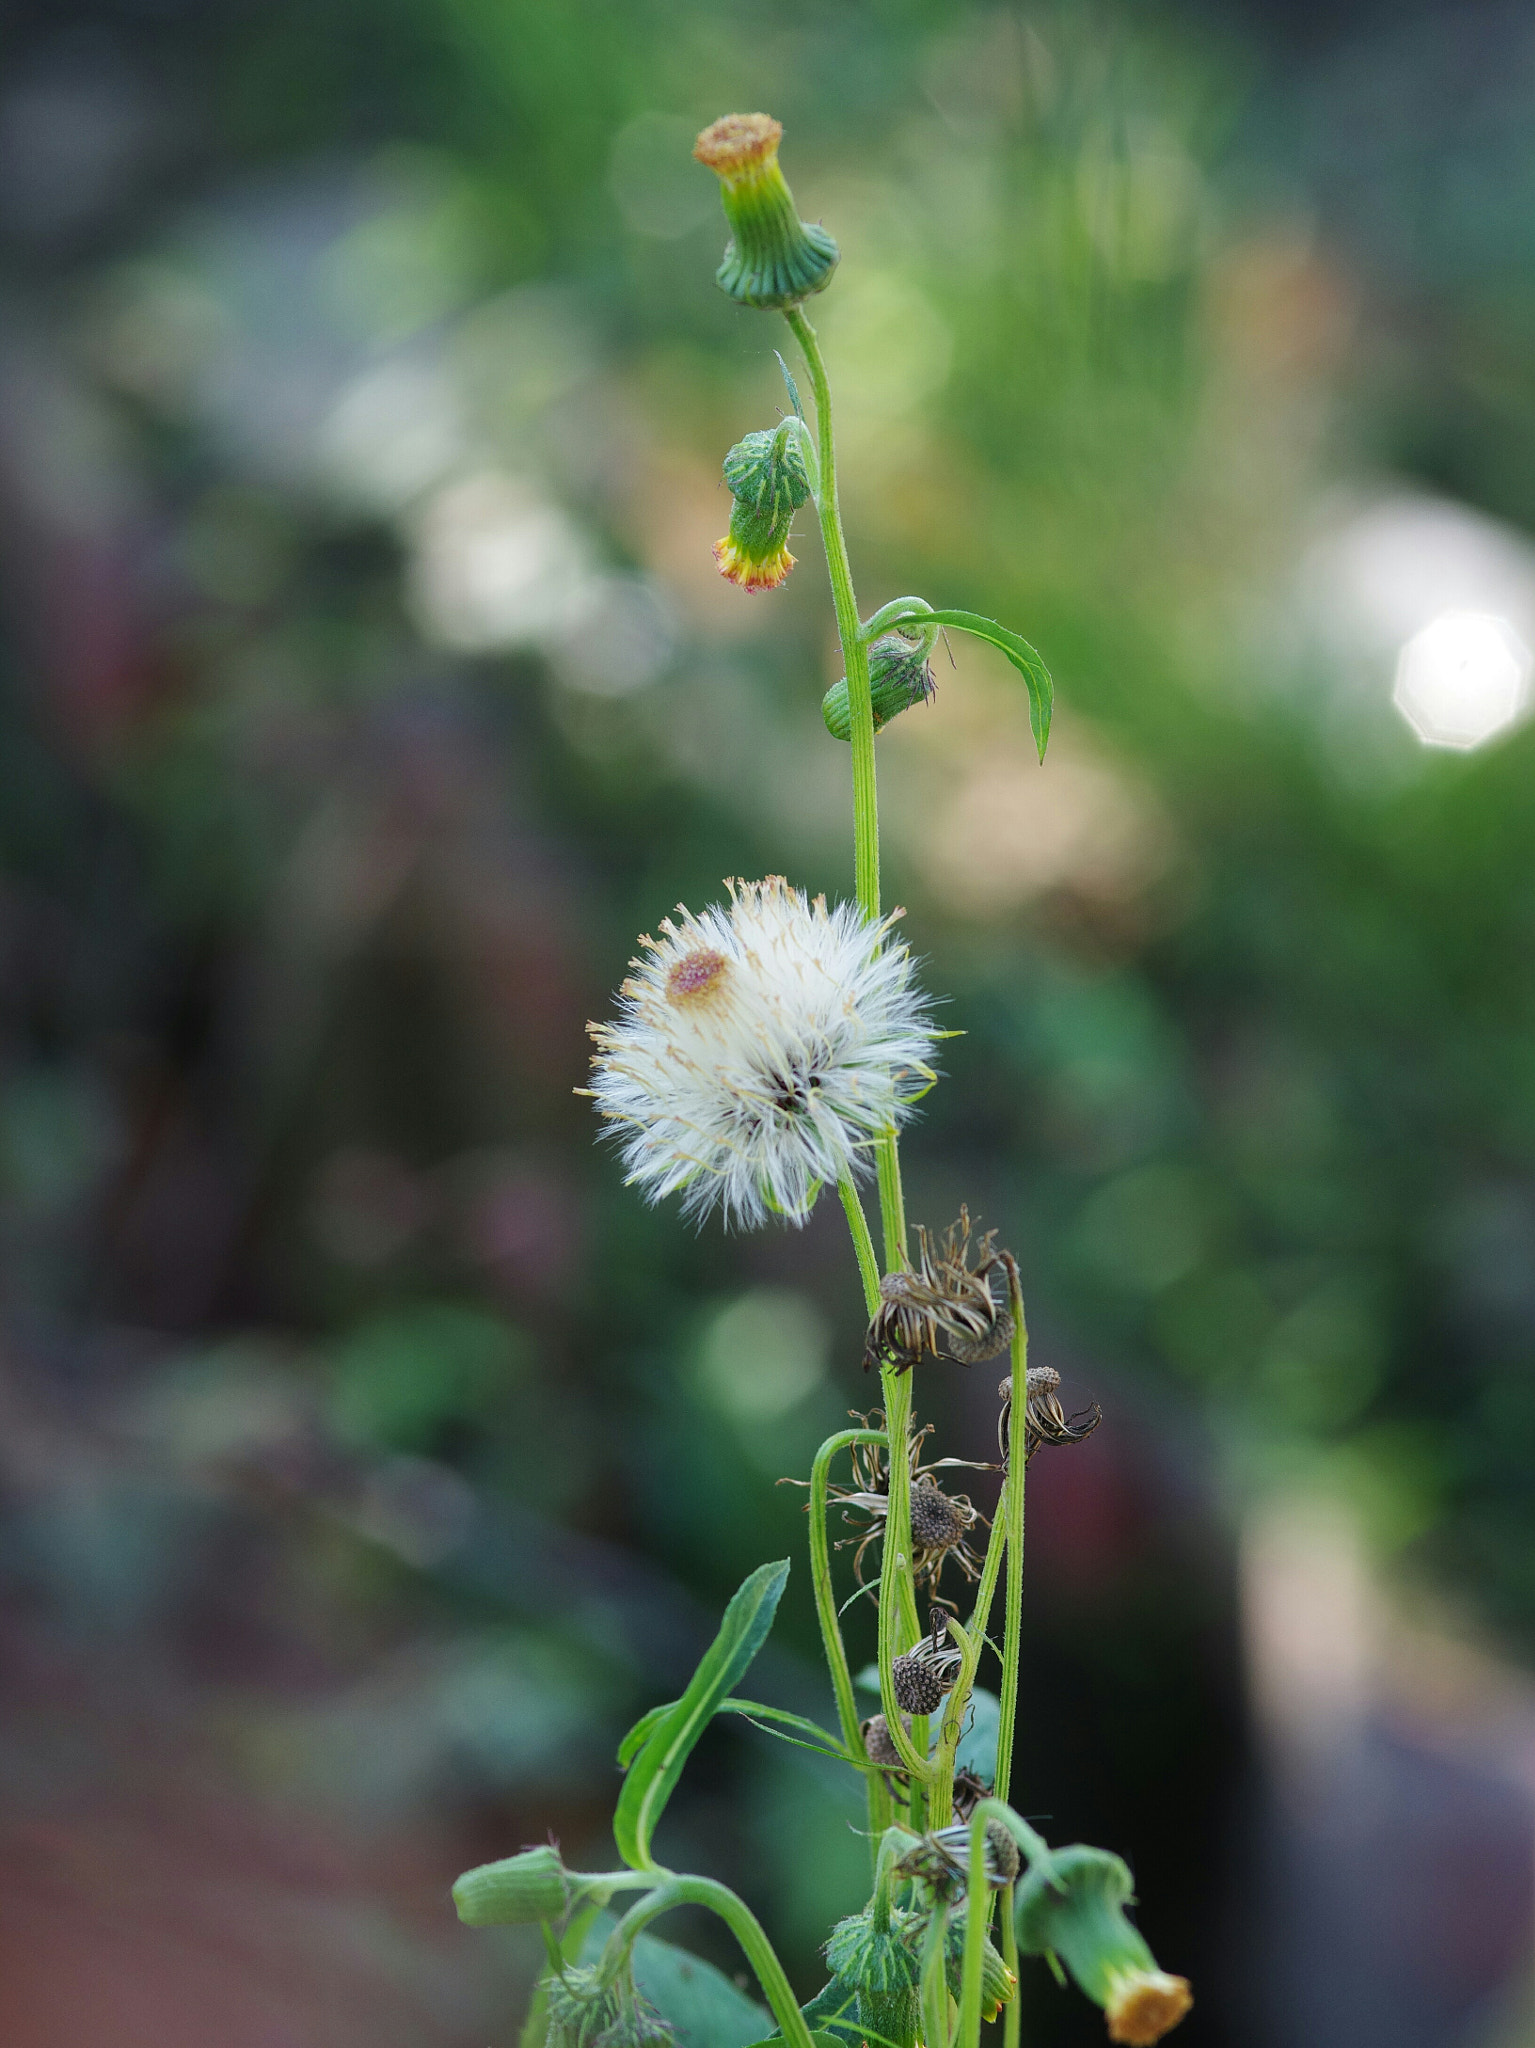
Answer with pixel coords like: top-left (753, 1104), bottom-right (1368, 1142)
top-left (4, 2), bottom-right (1535, 2045)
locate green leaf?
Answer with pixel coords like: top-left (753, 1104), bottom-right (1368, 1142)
top-left (621, 1695), bottom-right (852, 1768)
top-left (617, 1699), bottom-right (672, 1769)
top-left (579, 1915), bottom-right (770, 2048)
top-left (924, 610), bottom-right (1053, 761)
top-left (613, 1560), bottom-right (790, 1869)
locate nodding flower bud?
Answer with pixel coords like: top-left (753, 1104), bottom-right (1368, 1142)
top-left (694, 114), bottom-right (839, 311)
top-left (825, 1908), bottom-right (922, 2048)
top-left (714, 426), bottom-right (812, 591)
top-left (822, 633), bottom-right (937, 741)
top-left (1014, 1847), bottom-right (1192, 2046)
top-left (452, 1842), bottom-right (570, 1925)
top-left (943, 1925), bottom-right (1017, 2023)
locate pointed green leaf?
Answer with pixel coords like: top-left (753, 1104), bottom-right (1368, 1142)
top-left (614, 1560), bottom-right (790, 1869)
top-left (617, 1699), bottom-right (673, 1769)
top-left (924, 610), bottom-right (1054, 761)
top-left (620, 1695), bottom-right (851, 1768)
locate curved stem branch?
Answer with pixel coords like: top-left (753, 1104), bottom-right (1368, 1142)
top-left (839, 1177), bottom-right (881, 1318)
top-left (598, 1877), bottom-right (815, 2048)
top-left (808, 1426), bottom-right (885, 1760)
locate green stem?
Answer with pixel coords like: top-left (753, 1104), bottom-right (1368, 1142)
top-left (873, 1362), bottom-right (928, 1785)
top-left (1001, 1886), bottom-right (1020, 2048)
top-left (785, 306), bottom-right (878, 923)
top-left (785, 306), bottom-right (908, 1275)
top-left (808, 1426), bottom-right (885, 1762)
top-left (919, 1892), bottom-right (952, 2048)
top-left (957, 1807), bottom-right (995, 2048)
top-left (598, 1877), bottom-right (815, 2048)
top-left (994, 1260), bottom-right (1029, 1808)
top-left (929, 1457), bottom-right (1012, 1826)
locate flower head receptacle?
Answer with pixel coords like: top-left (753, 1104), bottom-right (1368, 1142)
top-left (1014, 1845), bottom-right (1192, 2046)
top-left (585, 877), bottom-right (937, 1230)
top-left (694, 113), bottom-right (839, 310)
top-left (714, 426), bottom-right (812, 592)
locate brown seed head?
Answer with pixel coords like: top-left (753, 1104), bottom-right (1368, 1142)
top-left (909, 1476), bottom-right (967, 1551)
top-left (860, 1711), bottom-right (912, 1769)
top-left (891, 1649), bottom-right (951, 1716)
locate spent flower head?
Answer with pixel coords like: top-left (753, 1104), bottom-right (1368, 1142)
top-left (586, 876), bottom-right (937, 1229)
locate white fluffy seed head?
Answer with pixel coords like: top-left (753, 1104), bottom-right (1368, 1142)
top-left (586, 876), bottom-right (938, 1229)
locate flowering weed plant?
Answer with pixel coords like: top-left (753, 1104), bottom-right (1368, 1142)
top-left (454, 114), bottom-right (1193, 2048)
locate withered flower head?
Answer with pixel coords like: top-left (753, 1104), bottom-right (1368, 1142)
top-left (951, 1766), bottom-right (993, 1822)
top-left (863, 1208), bottom-right (1015, 1374)
top-left (891, 1611), bottom-right (963, 1716)
top-left (817, 1415), bottom-right (993, 1594)
top-left (998, 1362), bottom-right (1102, 1464)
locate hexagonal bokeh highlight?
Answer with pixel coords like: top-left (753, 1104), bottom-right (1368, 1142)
top-left (1393, 610), bottom-right (1532, 750)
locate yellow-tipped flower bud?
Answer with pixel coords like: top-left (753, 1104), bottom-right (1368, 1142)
top-left (822, 632), bottom-right (937, 739)
top-left (1014, 1847), bottom-right (1192, 2047)
top-left (452, 1843), bottom-right (570, 1926)
top-left (694, 114), bottom-right (839, 310)
top-left (943, 1926), bottom-right (1017, 2022)
top-left (713, 426), bottom-right (812, 592)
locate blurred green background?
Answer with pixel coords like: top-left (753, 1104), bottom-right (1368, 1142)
top-left (5, 2), bottom-right (1535, 2045)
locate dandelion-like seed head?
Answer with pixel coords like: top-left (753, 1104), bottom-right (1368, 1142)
top-left (587, 876), bottom-right (938, 1230)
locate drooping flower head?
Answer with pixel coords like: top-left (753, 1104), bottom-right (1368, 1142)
top-left (694, 113), bottom-right (839, 310)
top-left (1014, 1846), bottom-right (1192, 2046)
top-left (586, 877), bottom-right (937, 1229)
top-left (714, 426), bottom-right (812, 592)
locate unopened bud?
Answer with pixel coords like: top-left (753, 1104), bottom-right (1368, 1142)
top-left (1014, 1846), bottom-right (1191, 2046)
top-left (825, 1908), bottom-right (921, 2048)
top-left (714, 427), bottom-right (812, 592)
top-left (452, 1843), bottom-right (570, 1926)
top-left (694, 114), bottom-right (839, 311)
top-left (943, 1926), bottom-right (1017, 2022)
top-left (822, 633), bottom-right (937, 740)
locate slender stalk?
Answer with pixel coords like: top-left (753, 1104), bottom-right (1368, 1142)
top-left (994, 1261), bottom-right (1029, 1808)
top-left (957, 1806), bottom-right (995, 2048)
top-left (808, 1426), bottom-right (885, 1759)
top-left (929, 1462), bottom-right (1012, 1826)
top-left (918, 1893), bottom-right (952, 2048)
top-left (785, 305), bottom-right (908, 1275)
top-left (598, 1877), bottom-right (816, 2048)
top-left (1001, 1887), bottom-right (1020, 2048)
top-left (873, 1362), bottom-right (928, 1784)
top-left (785, 307), bottom-right (878, 923)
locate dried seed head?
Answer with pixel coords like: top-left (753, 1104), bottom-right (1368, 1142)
top-left (861, 1711), bottom-right (912, 1770)
top-left (909, 1475), bottom-right (968, 1552)
top-left (952, 1766), bottom-right (991, 1821)
top-left (984, 1819), bottom-right (1021, 1886)
top-left (891, 1650), bottom-right (949, 1715)
top-left (998, 1362), bottom-right (1102, 1463)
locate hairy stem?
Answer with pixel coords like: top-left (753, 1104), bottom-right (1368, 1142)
top-left (598, 1877), bottom-right (815, 2048)
top-left (995, 1262), bottom-right (1029, 1807)
top-left (1001, 1886), bottom-right (1020, 2048)
top-left (873, 1362), bottom-right (928, 1784)
top-left (919, 1892), bottom-right (952, 2048)
top-left (957, 1805), bottom-right (996, 2048)
top-left (808, 1426), bottom-right (885, 1761)
top-left (785, 306), bottom-right (908, 1275)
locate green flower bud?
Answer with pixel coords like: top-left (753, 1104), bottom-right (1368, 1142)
top-left (546, 1968), bottom-right (622, 2048)
top-left (452, 1843), bottom-right (570, 1926)
top-left (714, 427), bottom-right (813, 592)
top-left (694, 114), bottom-right (839, 311)
top-left (822, 634), bottom-right (937, 740)
top-left (942, 1926), bottom-right (1017, 2023)
top-left (1014, 1847), bottom-right (1192, 2046)
top-left (825, 1907), bottom-right (922, 2048)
